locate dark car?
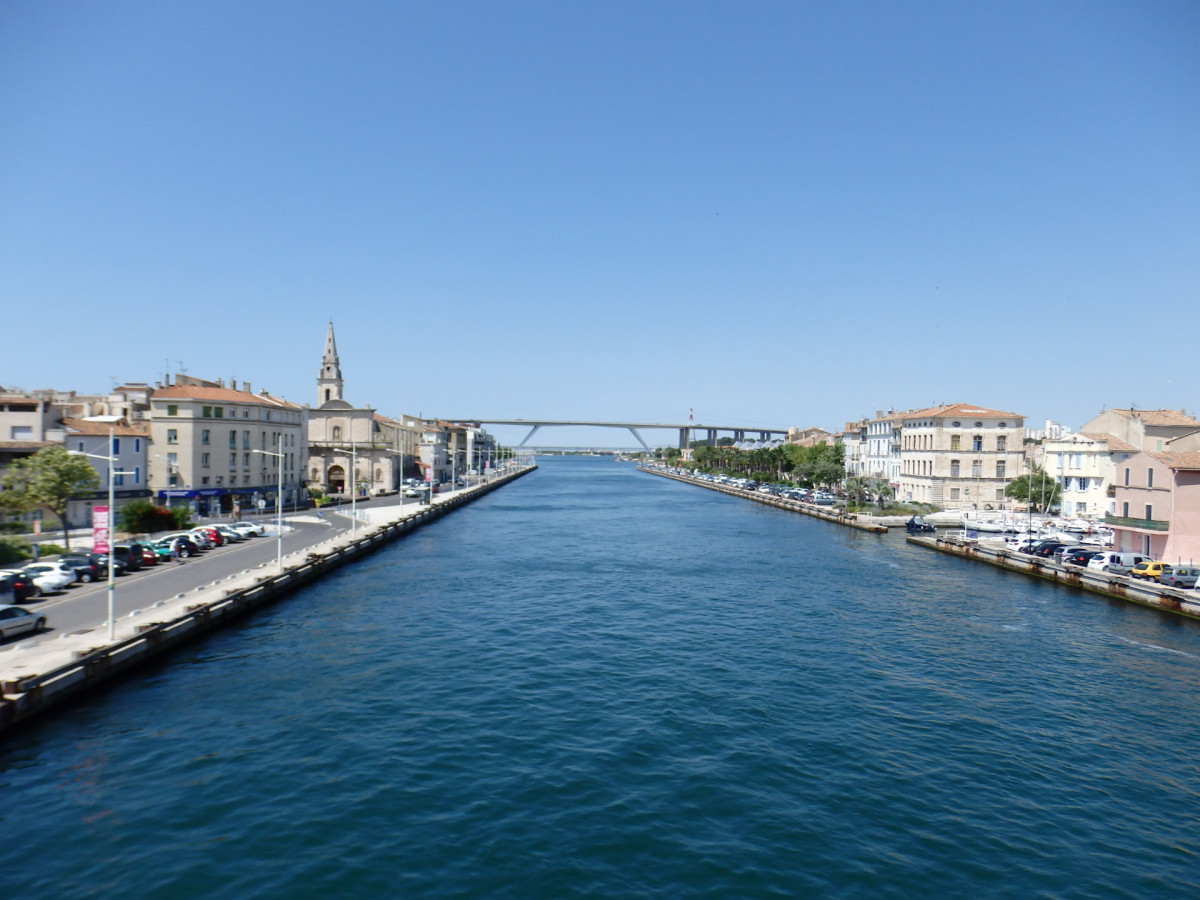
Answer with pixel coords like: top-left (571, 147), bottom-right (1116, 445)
top-left (0, 570), bottom-right (40, 603)
top-left (1031, 542), bottom-right (1072, 558)
top-left (1064, 550), bottom-right (1101, 567)
top-left (154, 536), bottom-right (199, 559)
top-left (58, 553), bottom-right (107, 583)
top-left (111, 542), bottom-right (148, 572)
top-left (91, 554), bottom-right (129, 576)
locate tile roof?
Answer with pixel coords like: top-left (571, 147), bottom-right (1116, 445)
top-left (61, 417), bottom-right (149, 437)
top-left (153, 384), bottom-right (301, 409)
top-left (1076, 432), bottom-right (1138, 453)
top-left (1105, 408), bottom-right (1200, 426)
top-left (900, 403), bottom-right (1024, 420)
top-left (1147, 451), bottom-right (1200, 471)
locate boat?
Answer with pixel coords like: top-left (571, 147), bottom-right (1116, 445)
top-left (906, 516), bottom-right (937, 534)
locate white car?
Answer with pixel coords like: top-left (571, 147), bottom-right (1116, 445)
top-left (22, 562), bottom-right (77, 594)
top-left (0, 605), bottom-right (46, 640)
top-left (230, 521), bottom-right (265, 537)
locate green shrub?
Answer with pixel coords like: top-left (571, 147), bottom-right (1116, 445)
top-left (0, 536), bottom-right (30, 565)
top-left (119, 500), bottom-right (193, 534)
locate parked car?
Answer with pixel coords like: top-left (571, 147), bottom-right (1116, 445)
top-left (0, 570), bottom-right (40, 603)
top-left (57, 553), bottom-right (107, 583)
top-left (1131, 561), bottom-right (1170, 581)
top-left (185, 529), bottom-right (213, 550)
top-left (141, 546), bottom-right (160, 566)
top-left (91, 553), bottom-right (129, 576)
top-left (1064, 550), bottom-right (1101, 567)
top-left (193, 526), bottom-right (224, 547)
top-left (156, 535), bottom-right (200, 558)
top-left (1053, 546), bottom-right (1090, 565)
top-left (0, 605), bottom-right (46, 640)
top-left (22, 562), bottom-right (77, 594)
top-left (230, 521), bottom-right (265, 537)
top-left (111, 543), bottom-right (148, 572)
top-left (1159, 566), bottom-right (1200, 589)
top-left (214, 524), bottom-right (245, 543)
top-left (1086, 552), bottom-right (1149, 575)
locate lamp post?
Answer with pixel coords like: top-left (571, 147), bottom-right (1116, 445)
top-left (69, 427), bottom-right (134, 641)
top-left (251, 433), bottom-right (285, 571)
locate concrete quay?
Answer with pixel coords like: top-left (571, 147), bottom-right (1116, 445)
top-left (0, 466), bottom-right (536, 735)
top-left (907, 533), bottom-right (1200, 621)
top-left (640, 467), bottom-right (887, 533)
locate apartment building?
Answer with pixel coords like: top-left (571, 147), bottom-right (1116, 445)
top-left (896, 404), bottom-right (1026, 509)
top-left (149, 376), bottom-right (306, 517)
top-left (1043, 432), bottom-right (1137, 518)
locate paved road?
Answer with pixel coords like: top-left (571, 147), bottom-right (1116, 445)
top-left (2, 515), bottom-right (351, 647)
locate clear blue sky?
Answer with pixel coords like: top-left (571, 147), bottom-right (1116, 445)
top-left (2, 1), bottom-right (1197, 447)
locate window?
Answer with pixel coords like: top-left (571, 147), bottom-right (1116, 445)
top-left (996, 489), bottom-right (1005, 502)
top-left (11, 426), bottom-right (32, 440)
top-left (243, 431), bottom-right (250, 450)
top-left (974, 421), bottom-right (983, 428)
top-left (201, 452), bottom-right (210, 467)
top-left (202, 406), bottom-right (212, 418)
top-left (243, 452), bottom-right (250, 469)
top-left (1148, 468), bottom-right (1154, 488)
top-left (229, 453), bottom-right (237, 469)
top-left (950, 488), bottom-right (960, 500)
top-left (167, 405), bottom-right (178, 416)
top-left (950, 459), bottom-right (961, 477)
top-left (134, 466), bottom-right (140, 485)
top-left (1078, 478), bottom-right (1088, 491)
top-left (996, 461), bottom-right (1006, 479)
top-left (202, 429), bottom-right (210, 444)
top-left (167, 429), bottom-right (178, 444)
top-left (114, 473), bottom-right (124, 487)
top-left (332, 426), bottom-right (342, 441)
top-left (216, 476), bottom-right (223, 485)
top-left (229, 430), bottom-right (237, 448)
top-left (243, 410), bottom-right (250, 418)
top-left (1123, 502), bottom-right (1129, 517)
top-left (214, 407), bottom-right (223, 418)
top-left (265, 411), bottom-right (271, 421)
top-left (1146, 505), bottom-right (1153, 521)
top-left (112, 438), bottom-right (120, 454)
top-left (972, 435), bottom-right (983, 451)
top-left (996, 436), bottom-right (1006, 452)
top-left (76, 441), bottom-right (84, 452)
top-left (950, 435), bottom-right (961, 451)
top-left (230, 476), bottom-right (237, 484)
top-left (1124, 468), bottom-right (1130, 486)
top-left (134, 438), bottom-right (140, 452)
top-left (972, 460), bottom-right (982, 478)
top-left (201, 476), bottom-right (209, 485)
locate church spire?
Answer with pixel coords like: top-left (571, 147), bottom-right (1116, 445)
top-left (318, 321), bottom-right (344, 405)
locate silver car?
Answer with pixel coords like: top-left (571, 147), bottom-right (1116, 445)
top-left (0, 605), bottom-right (47, 640)
top-left (22, 562), bottom-right (77, 593)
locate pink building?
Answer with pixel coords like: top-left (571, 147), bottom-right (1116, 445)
top-left (1109, 449), bottom-right (1200, 564)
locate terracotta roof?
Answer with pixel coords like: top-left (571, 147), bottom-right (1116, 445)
top-left (900, 403), bottom-right (1024, 420)
top-left (1076, 432), bottom-right (1138, 453)
top-left (1147, 451), bottom-right (1200, 471)
top-left (153, 384), bottom-right (301, 409)
top-left (1104, 408), bottom-right (1200, 426)
top-left (61, 417), bottom-right (149, 437)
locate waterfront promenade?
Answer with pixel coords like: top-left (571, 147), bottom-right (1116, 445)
top-left (0, 469), bottom-right (534, 716)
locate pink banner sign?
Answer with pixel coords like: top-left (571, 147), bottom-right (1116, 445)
top-left (93, 506), bottom-right (111, 554)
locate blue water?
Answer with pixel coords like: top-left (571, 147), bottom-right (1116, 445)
top-left (3, 457), bottom-right (1200, 898)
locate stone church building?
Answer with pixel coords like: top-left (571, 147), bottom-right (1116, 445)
top-left (306, 323), bottom-right (421, 497)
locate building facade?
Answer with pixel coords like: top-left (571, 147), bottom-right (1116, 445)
top-left (1108, 445), bottom-right (1200, 564)
top-left (149, 377), bottom-right (306, 517)
top-left (61, 417), bottom-right (152, 527)
top-left (306, 323), bottom-right (421, 497)
top-left (896, 404), bottom-right (1026, 509)
top-left (1043, 431), bottom-right (1137, 518)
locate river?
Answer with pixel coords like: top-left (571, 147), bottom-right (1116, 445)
top-left (3, 456), bottom-right (1199, 898)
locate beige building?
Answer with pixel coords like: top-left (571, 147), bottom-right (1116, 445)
top-left (306, 323), bottom-right (421, 497)
top-left (149, 376), bottom-right (306, 517)
top-left (896, 404), bottom-right (1026, 509)
top-left (1043, 432), bottom-right (1137, 518)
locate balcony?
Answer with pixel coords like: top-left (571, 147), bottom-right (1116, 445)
top-left (1104, 514), bottom-right (1170, 532)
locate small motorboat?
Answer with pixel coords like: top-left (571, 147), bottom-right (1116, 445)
top-left (906, 516), bottom-right (937, 534)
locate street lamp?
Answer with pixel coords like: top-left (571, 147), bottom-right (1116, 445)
top-left (68, 427), bottom-right (134, 641)
top-left (251, 433), bottom-right (285, 571)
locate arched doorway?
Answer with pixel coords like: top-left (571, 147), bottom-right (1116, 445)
top-left (327, 464), bottom-right (346, 494)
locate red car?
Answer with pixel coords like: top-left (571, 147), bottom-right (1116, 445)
top-left (141, 547), bottom-right (160, 566)
top-left (193, 526), bottom-right (225, 547)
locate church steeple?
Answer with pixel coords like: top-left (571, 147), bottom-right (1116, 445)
top-left (318, 321), bottom-right (344, 405)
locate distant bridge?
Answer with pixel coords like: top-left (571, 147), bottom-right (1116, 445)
top-left (444, 419), bottom-right (790, 451)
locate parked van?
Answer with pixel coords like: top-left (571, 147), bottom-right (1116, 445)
top-left (1086, 552), bottom-right (1149, 575)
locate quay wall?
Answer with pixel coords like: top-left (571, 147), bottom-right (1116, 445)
top-left (0, 467), bottom-right (536, 735)
top-left (908, 533), bottom-right (1200, 621)
top-left (640, 467), bottom-right (887, 533)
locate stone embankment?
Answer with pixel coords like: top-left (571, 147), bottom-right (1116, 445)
top-left (640, 467), bottom-right (887, 533)
top-left (907, 533), bottom-right (1200, 620)
top-left (0, 466), bottom-right (536, 735)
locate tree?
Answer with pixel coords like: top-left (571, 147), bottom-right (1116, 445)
top-left (845, 475), bottom-right (871, 506)
top-left (1004, 464), bottom-right (1061, 513)
top-left (0, 446), bottom-right (100, 549)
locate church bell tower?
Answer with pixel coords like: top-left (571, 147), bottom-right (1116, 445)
top-left (318, 321), bottom-right (344, 405)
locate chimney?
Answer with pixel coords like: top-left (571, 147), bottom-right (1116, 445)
top-left (243, 382), bottom-right (251, 394)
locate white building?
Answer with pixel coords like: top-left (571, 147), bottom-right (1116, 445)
top-left (1043, 432), bottom-right (1137, 518)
